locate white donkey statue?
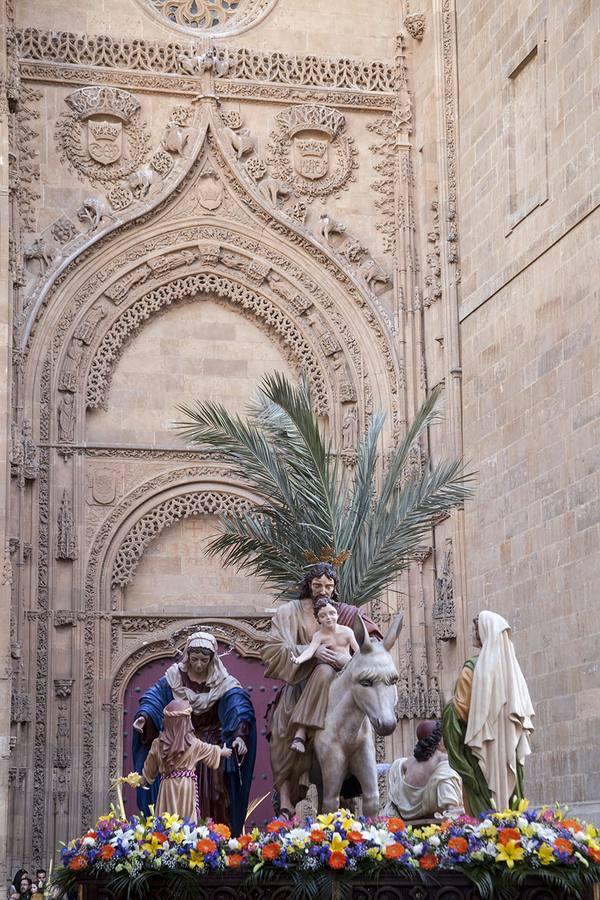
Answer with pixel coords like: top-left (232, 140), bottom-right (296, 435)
top-left (271, 614), bottom-right (403, 817)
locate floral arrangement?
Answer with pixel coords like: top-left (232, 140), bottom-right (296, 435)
top-left (54, 803), bottom-right (600, 899)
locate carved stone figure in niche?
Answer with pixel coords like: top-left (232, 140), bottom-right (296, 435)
top-left (24, 238), bottom-right (55, 274)
top-left (77, 197), bottom-right (114, 234)
top-left (103, 265), bottom-right (151, 304)
top-left (318, 212), bottom-right (346, 245)
top-left (267, 272), bottom-right (310, 312)
top-left (146, 249), bottom-right (197, 278)
top-left (56, 86), bottom-right (151, 186)
top-left (132, 631), bottom-right (256, 836)
top-left (341, 404), bottom-right (358, 450)
top-left (56, 489), bottom-right (77, 560)
top-left (222, 112), bottom-right (256, 160)
top-left (74, 305), bottom-right (107, 345)
top-left (57, 392), bottom-right (75, 442)
top-left (267, 104), bottom-right (358, 200)
top-left (58, 339), bottom-right (85, 392)
top-left (220, 250), bottom-right (247, 272)
top-left (383, 720), bottom-right (463, 820)
top-left (22, 420), bottom-right (38, 481)
top-left (442, 611), bottom-right (535, 816)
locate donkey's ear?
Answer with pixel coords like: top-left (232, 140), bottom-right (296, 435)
top-left (352, 613), bottom-right (372, 650)
top-left (383, 614), bottom-right (404, 651)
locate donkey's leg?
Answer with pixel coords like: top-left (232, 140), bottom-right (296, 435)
top-left (350, 742), bottom-right (379, 817)
top-left (317, 744), bottom-right (346, 813)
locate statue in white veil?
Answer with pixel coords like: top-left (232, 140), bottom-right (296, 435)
top-left (442, 611), bottom-right (535, 815)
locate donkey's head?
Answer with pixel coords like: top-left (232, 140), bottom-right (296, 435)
top-left (346, 614), bottom-right (403, 736)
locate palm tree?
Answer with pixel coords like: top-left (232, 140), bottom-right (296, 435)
top-left (176, 373), bottom-right (473, 606)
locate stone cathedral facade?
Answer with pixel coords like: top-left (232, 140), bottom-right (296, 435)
top-left (0, 0), bottom-right (597, 880)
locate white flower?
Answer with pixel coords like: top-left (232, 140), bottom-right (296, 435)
top-left (484, 841), bottom-right (497, 857)
top-left (429, 836), bottom-right (441, 848)
top-left (228, 838), bottom-right (241, 851)
top-left (196, 825), bottom-right (209, 839)
top-left (285, 828), bottom-right (310, 844)
top-left (479, 819), bottom-right (493, 832)
top-left (83, 836), bottom-right (96, 847)
top-left (362, 825), bottom-right (396, 848)
top-left (413, 843), bottom-right (424, 855)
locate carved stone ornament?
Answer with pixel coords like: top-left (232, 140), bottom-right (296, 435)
top-left (111, 490), bottom-right (252, 587)
top-left (87, 467), bottom-right (118, 506)
top-left (138, 0), bottom-right (279, 36)
top-left (433, 538), bottom-right (456, 641)
top-left (404, 13), bottom-right (426, 40)
top-left (55, 86), bottom-right (151, 186)
top-left (56, 489), bottom-right (77, 560)
top-left (267, 104), bottom-right (358, 199)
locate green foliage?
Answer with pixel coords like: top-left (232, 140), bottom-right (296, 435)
top-left (176, 372), bottom-right (474, 605)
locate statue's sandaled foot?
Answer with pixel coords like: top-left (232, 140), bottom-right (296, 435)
top-left (290, 736), bottom-right (306, 753)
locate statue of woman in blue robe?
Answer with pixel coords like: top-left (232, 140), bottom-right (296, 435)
top-left (132, 631), bottom-right (256, 836)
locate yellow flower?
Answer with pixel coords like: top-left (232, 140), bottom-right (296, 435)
top-left (317, 813), bottom-right (337, 828)
top-left (366, 847), bottom-right (382, 861)
top-left (585, 824), bottom-right (598, 840)
top-left (329, 833), bottom-right (349, 853)
top-left (516, 798), bottom-right (529, 813)
top-left (479, 824), bottom-right (498, 839)
top-left (538, 843), bottom-right (555, 866)
top-left (418, 825), bottom-right (439, 839)
top-left (161, 813), bottom-right (182, 829)
top-left (495, 840), bottom-right (525, 868)
top-left (188, 849), bottom-right (205, 870)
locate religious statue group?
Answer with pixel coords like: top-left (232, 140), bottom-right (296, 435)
top-left (130, 563), bottom-right (535, 833)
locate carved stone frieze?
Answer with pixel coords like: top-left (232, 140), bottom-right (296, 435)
top-left (87, 269), bottom-right (330, 414)
top-left (267, 104), bottom-right (357, 200)
top-left (112, 490), bottom-right (252, 587)
top-left (17, 29), bottom-right (396, 94)
top-left (423, 198), bottom-right (442, 307)
top-left (396, 673), bottom-right (442, 720)
top-left (55, 86), bottom-right (151, 186)
top-left (56, 489), bottom-right (77, 560)
top-left (11, 84), bottom-right (42, 232)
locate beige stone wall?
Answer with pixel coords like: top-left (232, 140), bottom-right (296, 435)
top-left (456, 0), bottom-right (600, 815)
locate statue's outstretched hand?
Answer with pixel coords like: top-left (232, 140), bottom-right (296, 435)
top-left (133, 715), bottom-right (146, 733)
top-left (220, 744), bottom-right (233, 759)
top-left (232, 737), bottom-right (247, 758)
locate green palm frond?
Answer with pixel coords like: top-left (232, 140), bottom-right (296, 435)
top-left (175, 373), bottom-right (475, 605)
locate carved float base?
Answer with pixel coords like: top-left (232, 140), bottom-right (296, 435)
top-left (72, 872), bottom-right (596, 899)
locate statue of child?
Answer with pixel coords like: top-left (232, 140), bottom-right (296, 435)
top-left (141, 698), bottom-right (232, 822)
top-left (288, 596), bottom-right (359, 752)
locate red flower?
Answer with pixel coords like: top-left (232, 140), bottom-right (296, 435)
top-left (227, 854), bottom-right (244, 868)
top-left (448, 837), bottom-right (468, 854)
top-left (212, 823), bottom-right (231, 841)
top-left (498, 828), bottom-right (521, 846)
top-left (553, 838), bottom-right (573, 855)
top-left (262, 842), bottom-right (281, 860)
top-left (266, 819), bottom-right (287, 833)
top-left (328, 850), bottom-right (346, 869)
top-left (385, 843), bottom-right (405, 859)
top-left (310, 829), bottom-right (326, 843)
top-left (69, 856), bottom-right (88, 871)
top-left (419, 852), bottom-right (438, 870)
top-left (346, 831), bottom-right (364, 843)
top-left (386, 817), bottom-right (405, 833)
top-left (238, 834), bottom-right (253, 849)
top-left (98, 845), bottom-right (115, 860)
top-left (588, 847), bottom-right (600, 864)
top-left (197, 839), bottom-right (217, 854)
top-left (152, 832), bottom-right (167, 845)
top-left (84, 831), bottom-right (97, 839)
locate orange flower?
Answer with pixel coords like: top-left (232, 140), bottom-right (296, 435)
top-left (196, 838), bottom-right (217, 854)
top-left (346, 831), bottom-right (364, 843)
top-left (438, 819), bottom-right (451, 832)
top-left (84, 831), bottom-right (97, 839)
top-left (69, 856), bottom-right (88, 871)
top-left (227, 853), bottom-right (244, 868)
top-left (98, 845), bottom-right (115, 860)
top-left (419, 852), bottom-right (438, 870)
top-left (448, 837), bottom-right (469, 854)
top-left (385, 842), bottom-right (405, 859)
top-left (238, 834), bottom-right (253, 849)
top-left (553, 838), bottom-right (573, 855)
top-left (498, 828), bottom-right (521, 846)
top-left (267, 819), bottom-right (287, 833)
top-left (386, 817), bottom-right (405, 833)
top-left (212, 823), bottom-right (231, 841)
top-left (588, 847), bottom-right (600, 863)
top-left (561, 819), bottom-right (581, 832)
top-left (262, 842), bottom-right (281, 860)
top-left (310, 829), bottom-right (326, 843)
top-left (152, 832), bottom-right (167, 845)
top-left (328, 850), bottom-right (346, 869)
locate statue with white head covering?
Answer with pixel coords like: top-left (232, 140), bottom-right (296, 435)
top-left (132, 630), bottom-right (256, 834)
top-left (442, 610), bottom-right (535, 816)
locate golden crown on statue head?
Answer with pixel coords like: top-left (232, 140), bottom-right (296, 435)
top-left (303, 544), bottom-right (351, 566)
